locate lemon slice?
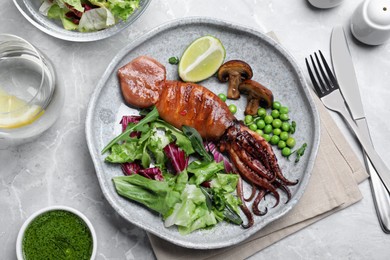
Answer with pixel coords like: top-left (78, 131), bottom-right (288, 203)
top-left (178, 35), bottom-right (226, 82)
top-left (0, 89), bottom-right (44, 129)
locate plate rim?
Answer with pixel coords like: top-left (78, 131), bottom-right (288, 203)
top-left (85, 17), bottom-right (321, 249)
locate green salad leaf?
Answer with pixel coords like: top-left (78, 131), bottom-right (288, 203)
top-left (108, 0), bottom-right (140, 21)
top-left (60, 0), bottom-right (84, 12)
top-left (39, 0), bottom-right (140, 32)
top-left (113, 174), bottom-right (183, 218)
top-left (78, 7), bottom-right (115, 32)
top-left (164, 184), bottom-right (217, 235)
top-left (182, 125), bottom-right (213, 162)
top-left (47, 4), bottom-right (78, 31)
top-left (106, 109), bottom-right (243, 234)
top-left (101, 106), bottom-right (159, 154)
top-left (187, 160), bottom-right (225, 186)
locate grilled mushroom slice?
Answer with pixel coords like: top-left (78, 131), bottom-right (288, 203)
top-left (238, 79), bottom-right (274, 115)
top-left (217, 60), bottom-right (253, 100)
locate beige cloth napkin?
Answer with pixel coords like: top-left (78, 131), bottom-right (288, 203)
top-left (147, 78), bottom-right (369, 260)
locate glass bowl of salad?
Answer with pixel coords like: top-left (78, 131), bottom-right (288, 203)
top-left (12, 0), bottom-right (151, 42)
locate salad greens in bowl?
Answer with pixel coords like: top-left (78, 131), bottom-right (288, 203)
top-left (13, 0), bottom-right (151, 41)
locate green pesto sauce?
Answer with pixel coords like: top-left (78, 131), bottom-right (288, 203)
top-left (22, 210), bottom-right (93, 260)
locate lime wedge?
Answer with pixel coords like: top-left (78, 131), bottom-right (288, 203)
top-left (178, 35), bottom-right (225, 82)
top-left (0, 88), bottom-right (44, 129)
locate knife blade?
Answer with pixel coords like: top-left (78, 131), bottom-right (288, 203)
top-left (331, 26), bottom-right (390, 233)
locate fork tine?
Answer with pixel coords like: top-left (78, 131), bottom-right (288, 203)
top-left (314, 52), bottom-right (331, 91)
top-left (319, 50), bottom-right (339, 89)
top-left (305, 57), bottom-right (324, 97)
top-left (310, 54), bottom-right (328, 93)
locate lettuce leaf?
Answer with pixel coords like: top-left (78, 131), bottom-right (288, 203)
top-left (105, 141), bottom-right (142, 163)
top-left (39, 0), bottom-right (54, 16)
top-left (47, 4), bottom-right (78, 30)
top-left (187, 161), bottom-right (225, 186)
top-left (108, 0), bottom-right (140, 21)
top-left (113, 174), bottom-right (181, 217)
top-left (78, 7), bottom-right (115, 32)
top-left (55, 0), bottom-right (84, 12)
top-left (210, 173), bottom-right (239, 193)
top-left (88, 0), bottom-right (109, 8)
top-left (164, 184), bottom-right (217, 234)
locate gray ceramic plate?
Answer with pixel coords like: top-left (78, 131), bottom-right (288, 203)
top-left (86, 18), bottom-right (320, 249)
top-left (13, 0), bottom-right (151, 42)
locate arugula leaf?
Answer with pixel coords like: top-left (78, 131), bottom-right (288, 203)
top-left (153, 120), bottom-right (194, 155)
top-left (182, 125), bottom-right (213, 162)
top-left (101, 107), bottom-right (159, 154)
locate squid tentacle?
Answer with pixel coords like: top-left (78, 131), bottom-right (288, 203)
top-left (234, 139), bottom-right (276, 182)
top-left (248, 129), bottom-right (298, 186)
top-left (244, 184), bottom-right (257, 202)
top-left (273, 179), bottom-right (292, 204)
top-left (237, 177), bottom-right (254, 229)
top-left (229, 143), bottom-right (280, 208)
top-left (252, 189), bottom-right (268, 216)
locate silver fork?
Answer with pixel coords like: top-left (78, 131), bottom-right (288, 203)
top-left (305, 51), bottom-right (390, 194)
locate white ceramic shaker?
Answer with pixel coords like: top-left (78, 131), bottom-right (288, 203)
top-left (308, 0), bottom-right (344, 9)
top-left (351, 0), bottom-right (390, 45)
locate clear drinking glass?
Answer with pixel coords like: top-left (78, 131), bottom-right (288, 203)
top-left (0, 34), bottom-right (62, 148)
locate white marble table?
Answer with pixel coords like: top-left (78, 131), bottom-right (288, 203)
top-left (1, 0), bottom-right (390, 259)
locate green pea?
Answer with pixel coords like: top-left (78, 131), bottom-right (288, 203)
top-left (271, 109), bottom-right (280, 119)
top-left (281, 122), bottom-right (290, 132)
top-left (278, 140), bottom-right (286, 149)
top-left (282, 147), bottom-right (291, 157)
top-left (273, 128), bottom-right (281, 136)
top-left (245, 115), bottom-right (254, 124)
top-left (256, 119), bottom-right (266, 129)
top-left (286, 137), bottom-right (296, 148)
top-left (262, 134), bottom-right (271, 142)
top-left (218, 93), bottom-right (227, 102)
top-left (272, 119), bottom-right (282, 129)
top-left (256, 129), bottom-right (264, 135)
top-left (279, 113), bottom-right (289, 121)
top-left (280, 131), bottom-right (289, 141)
top-left (249, 123), bottom-right (257, 131)
top-left (270, 135), bottom-right (280, 145)
top-left (263, 124), bottom-right (273, 134)
top-left (280, 106), bottom-right (289, 114)
top-left (257, 107), bottom-right (267, 118)
top-left (228, 104), bottom-right (237, 114)
top-left (273, 101), bottom-right (281, 110)
top-left (264, 115), bottom-right (273, 124)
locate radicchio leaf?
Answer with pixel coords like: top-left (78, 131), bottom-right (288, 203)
top-left (163, 142), bottom-right (189, 174)
top-left (120, 115), bottom-right (144, 138)
top-left (121, 162), bottom-right (163, 181)
top-left (139, 167), bottom-right (164, 181)
top-left (120, 115), bottom-right (144, 131)
top-left (121, 162), bottom-right (142, 176)
top-left (205, 142), bottom-right (235, 174)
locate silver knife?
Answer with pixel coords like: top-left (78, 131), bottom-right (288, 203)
top-left (331, 26), bottom-right (390, 233)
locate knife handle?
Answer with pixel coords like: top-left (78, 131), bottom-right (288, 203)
top-left (337, 104), bottom-right (390, 195)
top-left (356, 119), bottom-right (390, 233)
top-left (367, 155), bottom-right (390, 233)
